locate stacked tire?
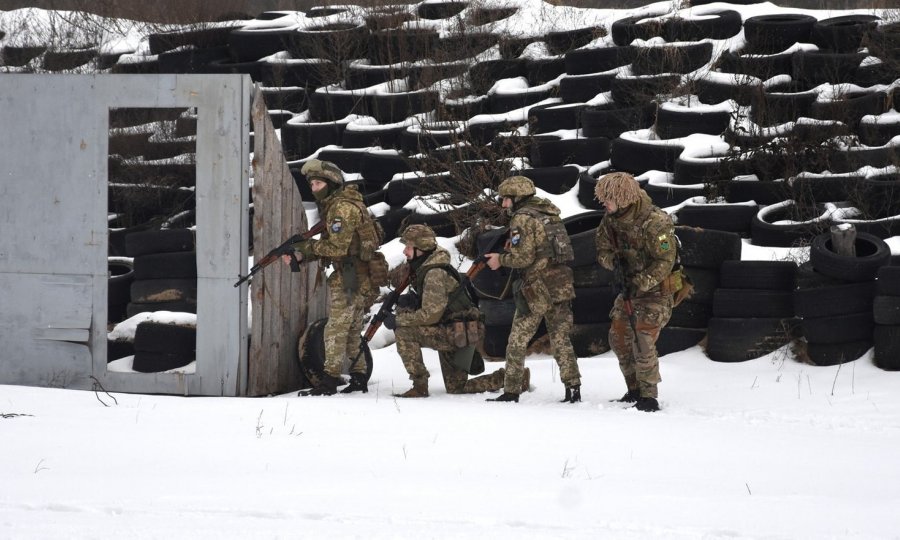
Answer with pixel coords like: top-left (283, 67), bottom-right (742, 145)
top-left (125, 229), bottom-right (198, 317)
top-left (873, 266), bottom-right (900, 370)
top-left (470, 228), bottom-right (520, 359)
top-left (564, 211), bottom-right (615, 357)
top-left (707, 261), bottom-right (797, 362)
top-left (673, 227), bottom-right (742, 358)
top-left (793, 231), bottom-right (890, 366)
top-left (132, 321), bottom-right (197, 373)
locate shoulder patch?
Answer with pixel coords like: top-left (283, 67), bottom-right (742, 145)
top-left (331, 217), bottom-right (343, 233)
top-left (510, 228), bottom-right (522, 247)
top-left (659, 233), bottom-right (670, 251)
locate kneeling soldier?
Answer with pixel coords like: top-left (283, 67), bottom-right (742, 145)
top-left (388, 225), bottom-right (508, 398)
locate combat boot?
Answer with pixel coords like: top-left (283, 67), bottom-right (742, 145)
top-left (340, 373), bottom-right (368, 394)
top-left (560, 385), bottom-right (581, 403)
top-left (393, 379), bottom-right (429, 398)
top-left (304, 374), bottom-right (341, 396)
top-left (487, 392), bottom-right (519, 403)
top-left (613, 389), bottom-right (640, 403)
top-left (635, 397), bottom-right (659, 412)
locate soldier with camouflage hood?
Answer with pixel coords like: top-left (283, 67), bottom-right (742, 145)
top-left (285, 159), bottom-right (382, 396)
top-left (594, 172), bottom-right (679, 412)
top-left (387, 224), bottom-right (508, 398)
top-left (485, 176), bottom-right (582, 403)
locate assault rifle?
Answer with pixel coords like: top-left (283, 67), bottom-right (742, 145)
top-left (608, 230), bottom-right (642, 353)
top-left (233, 220), bottom-right (325, 287)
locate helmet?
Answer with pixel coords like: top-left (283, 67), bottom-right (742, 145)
top-left (497, 175), bottom-right (536, 200)
top-left (594, 172), bottom-right (642, 208)
top-left (400, 224), bottom-right (437, 251)
top-left (301, 159), bottom-right (344, 186)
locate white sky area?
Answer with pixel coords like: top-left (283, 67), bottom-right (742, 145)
top-left (3, 1), bottom-right (900, 538)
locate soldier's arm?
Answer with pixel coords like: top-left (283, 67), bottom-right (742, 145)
top-left (595, 218), bottom-right (616, 270)
top-left (296, 201), bottom-right (361, 259)
top-left (395, 270), bottom-right (455, 327)
top-left (499, 215), bottom-right (538, 269)
top-left (632, 216), bottom-right (677, 292)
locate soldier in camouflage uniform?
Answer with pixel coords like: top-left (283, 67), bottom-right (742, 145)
top-left (485, 176), bottom-right (582, 403)
top-left (387, 224), bottom-right (508, 398)
top-left (594, 172), bottom-right (678, 412)
top-left (285, 159), bottom-right (380, 395)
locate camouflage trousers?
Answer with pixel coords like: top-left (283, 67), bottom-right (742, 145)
top-left (609, 292), bottom-right (673, 399)
top-left (323, 273), bottom-right (374, 378)
top-left (395, 325), bottom-right (505, 394)
top-left (505, 301), bottom-right (581, 393)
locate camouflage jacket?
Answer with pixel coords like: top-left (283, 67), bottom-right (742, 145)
top-left (294, 185), bottom-right (367, 263)
top-left (595, 191), bottom-right (677, 295)
top-left (500, 197), bottom-right (575, 302)
top-left (396, 248), bottom-right (463, 327)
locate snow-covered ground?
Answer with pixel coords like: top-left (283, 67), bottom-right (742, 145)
top-left (3, 339), bottom-right (900, 539)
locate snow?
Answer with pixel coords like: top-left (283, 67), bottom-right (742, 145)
top-left (5, 0), bottom-right (900, 536)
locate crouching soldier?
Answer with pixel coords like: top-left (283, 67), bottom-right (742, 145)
top-left (485, 176), bottom-right (582, 403)
top-left (594, 172), bottom-right (681, 412)
top-left (387, 224), bottom-right (507, 398)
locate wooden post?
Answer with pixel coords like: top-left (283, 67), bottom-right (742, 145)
top-left (247, 87), bottom-right (326, 396)
top-left (830, 224), bottom-right (856, 258)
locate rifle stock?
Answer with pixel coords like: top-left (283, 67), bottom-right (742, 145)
top-left (350, 271), bottom-right (411, 367)
top-left (233, 220), bottom-right (326, 287)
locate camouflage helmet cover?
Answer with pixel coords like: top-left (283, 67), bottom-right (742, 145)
top-left (594, 171), bottom-right (642, 208)
top-left (301, 159), bottom-right (344, 186)
top-left (400, 224), bottom-right (437, 251)
top-left (497, 175), bottom-right (536, 199)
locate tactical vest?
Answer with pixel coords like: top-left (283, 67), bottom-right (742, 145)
top-left (324, 188), bottom-right (383, 262)
top-left (516, 206), bottom-right (575, 265)
top-left (413, 263), bottom-right (476, 323)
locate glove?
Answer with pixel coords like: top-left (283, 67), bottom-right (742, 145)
top-left (383, 313), bottom-right (397, 330)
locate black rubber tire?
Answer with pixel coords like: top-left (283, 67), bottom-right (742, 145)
top-left (693, 76), bottom-right (764, 108)
top-left (481, 322), bottom-right (547, 359)
top-left (801, 311), bottom-right (874, 345)
top-left (656, 106), bottom-right (731, 140)
top-left (571, 264), bottom-right (614, 288)
top-left (42, 46), bottom-right (98, 71)
top-left (631, 42), bottom-right (713, 76)
top-left (133, 251), bottom-right (197, 280)
top-left (480, 298), bottom-right (517, 326)
top-left (298, 318), bottom-right (374, 389)
top-left (681, 266), bottom-right (719, 304)
top-left (707, 317), bottom-right (793, 362)
top-left (531, 138), bottom-right (610, 169)
top-left (859, 116), bottom-right (900, 147)
top-left (669, 300), bottom-right (714, 329)
top-left (124, 228), bottom-right (194, 257)
top-left (471, 228), bottom-right (515, 300)
top-left (743, 14), bottom-right (817, 55)
top-left (370, 90), bottom-right (439, 124)
top-left (280, 120), bottom-right (347, 161)
top-left (526, 57), bottom-right (567, 85)
top-left (564, 46), bottom-right (635, 75)
top-left (724, 179), bottom-right (790, 206)
top-left (719, 260), bottom-right (797, 291)
top-left (643, 181), bottom-right (706, 208)
top-left (874, 325), bottom-right (900, 370)
top-left (108, 259), bottom-right (135, 307)
top-left (559, 72), bottom-right (617, 103)
top-left (873, 295), bottom-right (900, 325)
top-left (877, 266), bottom-right (900, 296)
top-left (793, 51), bottom-right (867, 86)
top-left (468, 59), bottom-right (527, 94)
top-left (789, 174), bottom-right (862, 205)
top-left (863, 21), bottom-right (900, 60)
top-left (545, 27), bottom-right (603, 55)
top-left (134, 321), bottom-right (196, 354)
top-left (750, 201), bottom-right (827, 249)
top-left (571, 323), bottom-right (611, 357)
top-left (227, 24), bottom-right (296, 62)
top-left (520, 166), bottom-right (582, 195)
top-left (664, 10), bottom-right (743, 41)
top-left (809, 231), bottom-right (891, 283)
top-left (132, 351), bottom-right (194, 373)
top-left (610, 137), bottom-right (684, 175)
top-left (417, 1), bottom-right (466, 19)
top-left (359, 153), bottom-right (415, 184)
top-left (572, 287), bottom-right (616, 324)
top-left (610, 74), bottom-right (682, 108)
top-left (107, 338), bottom-right (135, 363)
top-left (717, 50), bottom-right (795, 81)
top-left (581, 103), bottom-right (656, 139)
top-left (528, 103), bottom-right (586, 134)
top-left (658, 327), bottom-right (707, 356)
top-left (713, 288), bottom-right (794, 318)
top-left (675, 227), bottom-right (742, 269)
top-left (130, 278), bottom-right (197, 304)
top-left (751, 88), bottom-right (818, 127)
top-left (611, 15), bottom-right (667, 46)
top-left (812, 14), bottom-right (880, 53)
top-left (577, 173), bottom-right (603, 210)
top-left (675, 202), bottom-right (756, 235)
top-left (805, 339), bottom-right (872, 367)
top-left (810, 91), bottom-right (890, 128)
top-left (1, 44), bottom-right (46, 67)
top-left (377, 207), bottom-right (411, 243)
top-left (794, 261), bottom-right (850, 290)
top-left (342, 124), bottom-right (405, 150)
